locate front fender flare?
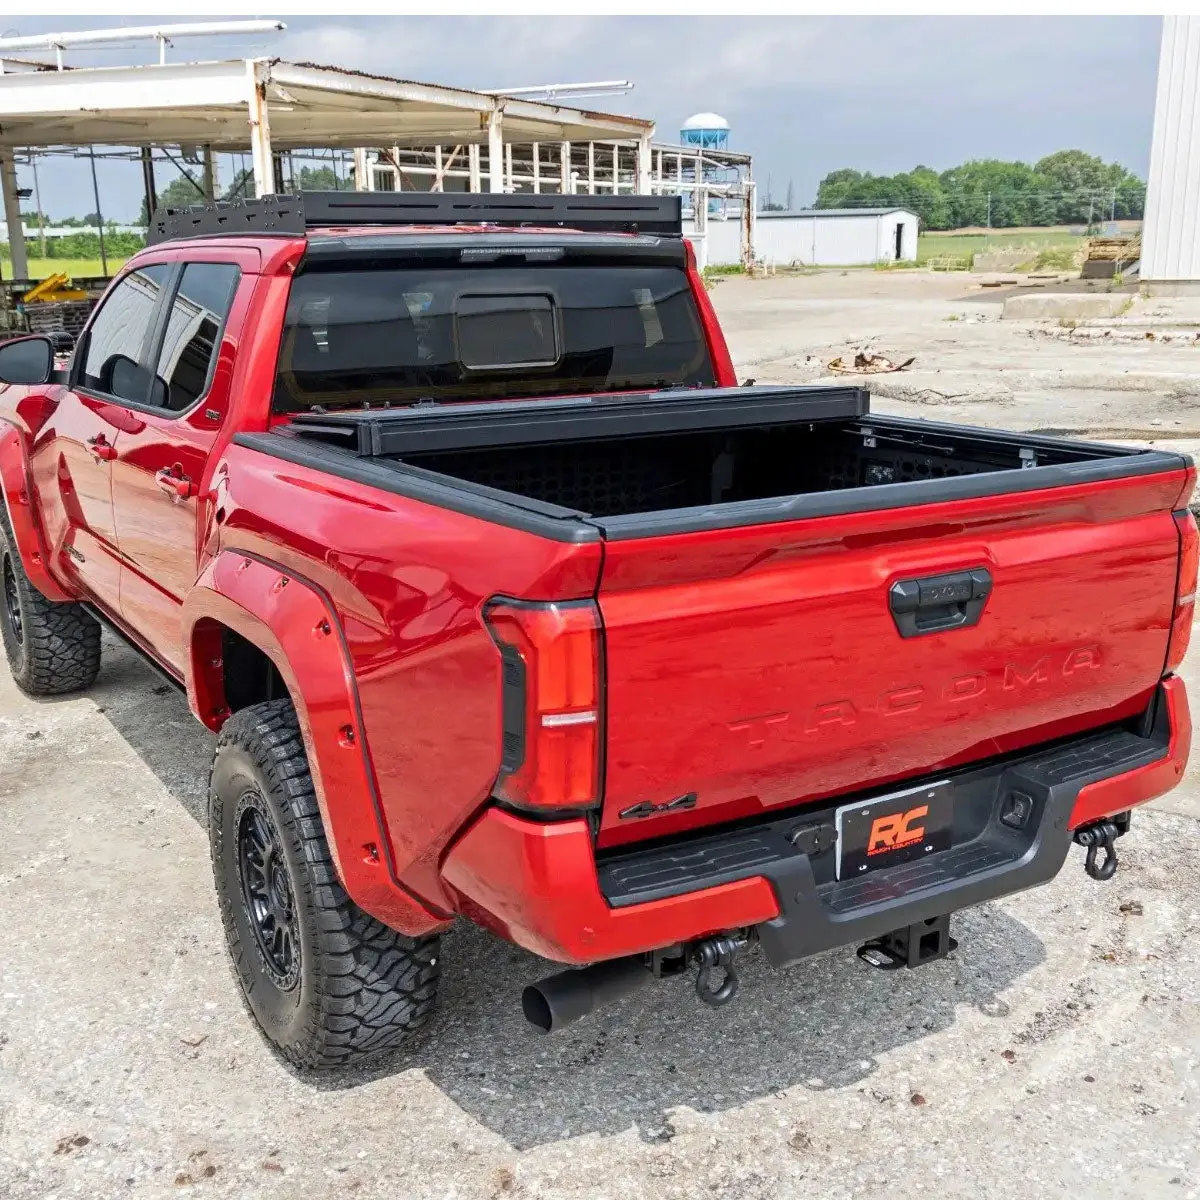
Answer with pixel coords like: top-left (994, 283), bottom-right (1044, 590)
top-left (0, 422), bottom-right (73, 602)
top-left (183, 549), bottom-right (450, 937)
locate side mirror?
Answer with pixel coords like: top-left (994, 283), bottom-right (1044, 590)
top-left (0, 335), bottom-right (54, 386)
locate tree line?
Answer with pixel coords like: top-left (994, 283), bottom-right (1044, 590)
top-left (809, 150), bottom-right (1145, 229)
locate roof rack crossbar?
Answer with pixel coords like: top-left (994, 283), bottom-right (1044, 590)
top-left (146, 191), bottom-right (682, 244)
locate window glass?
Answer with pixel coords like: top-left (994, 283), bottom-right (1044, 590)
top-left (273, 264), bottom-right (714, 412)
top-left (456, 294), bottom-right (558, 370)
top-left (151, 263), bottom-right (240, 412)
top-left (79, 264), bottom-right (171, 402)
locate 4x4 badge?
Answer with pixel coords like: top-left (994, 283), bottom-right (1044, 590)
top-left (619, 792), bottom-right (698, 821)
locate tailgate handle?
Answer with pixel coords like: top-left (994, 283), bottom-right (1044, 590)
top-left (889, 568), bottom-right (992, 638)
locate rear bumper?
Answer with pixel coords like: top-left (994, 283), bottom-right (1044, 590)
top-left (440, 676), bottom-right (1189, 966)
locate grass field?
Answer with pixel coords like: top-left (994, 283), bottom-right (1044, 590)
top-left (916, 229), bottom-right (1083, 267)
top-left (1, 256), bottom-right (129, 281)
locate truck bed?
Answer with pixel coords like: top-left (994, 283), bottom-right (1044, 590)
top-left (248, 385), bottom-right (1185, 541)
top-left (240, 384), bottom-right (1191, 846)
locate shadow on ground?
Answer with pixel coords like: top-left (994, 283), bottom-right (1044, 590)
top-left (90, 638), bottom-right (1046, 1151)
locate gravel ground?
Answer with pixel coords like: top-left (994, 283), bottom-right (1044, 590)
top-left (2, 270), bottom-right (1199, 1199)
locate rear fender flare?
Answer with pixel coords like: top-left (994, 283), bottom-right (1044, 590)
top-left (0, 423), bottom-right (74, 602)
top-left (183, 549), bottom-right (449, 936)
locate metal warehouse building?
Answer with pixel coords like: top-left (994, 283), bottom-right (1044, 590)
top-left (688, 206), bottom-right (919, 268)
top-left (1142, 16), bottom-right (1200, 293)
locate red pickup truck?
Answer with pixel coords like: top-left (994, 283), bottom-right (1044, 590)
top-left (0, 193), bottom-right (1194, 1068)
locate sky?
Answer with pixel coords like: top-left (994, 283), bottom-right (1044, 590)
top-left (2, 15), bottom-right (1164, 223)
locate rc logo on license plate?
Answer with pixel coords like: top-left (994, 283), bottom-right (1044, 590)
top-left (836, 781), bottom-right (954, 879)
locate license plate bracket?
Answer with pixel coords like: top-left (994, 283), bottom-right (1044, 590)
top-left (836, 780), bottom-right (954, 880)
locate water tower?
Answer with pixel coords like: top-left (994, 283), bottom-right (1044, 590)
top-left (680, 112), bottom-right (730, 151)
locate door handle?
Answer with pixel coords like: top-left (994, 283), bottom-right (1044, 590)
top-left (86, 434), bottom-right (117, 462)
top-left (889, 567), bottom-right (992, 638)
top-left (155, 466), bottom-right (194, 501)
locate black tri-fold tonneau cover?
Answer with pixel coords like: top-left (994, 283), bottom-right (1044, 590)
top-left (276, 384), bottom-right (872, 457)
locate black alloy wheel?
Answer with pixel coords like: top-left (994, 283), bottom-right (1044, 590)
top-left (236, 794), bottom-right (301, 990)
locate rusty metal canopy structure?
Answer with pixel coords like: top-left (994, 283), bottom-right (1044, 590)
top-left (0, 55), bottom-right (657, 280)
top-left (0, 57), bottom-right (653, 154)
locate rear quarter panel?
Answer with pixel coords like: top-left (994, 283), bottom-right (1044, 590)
top-left (210, 442), bottom-right (602, 910)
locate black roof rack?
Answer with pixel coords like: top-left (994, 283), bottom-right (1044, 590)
top-left (146, 191), bottom-right (682, 245)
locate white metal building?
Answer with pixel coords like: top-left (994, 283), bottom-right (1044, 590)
top-left (687, 207), bottom-right (918, 268)
top-left (1141, 16), bottom-right (1200, 293)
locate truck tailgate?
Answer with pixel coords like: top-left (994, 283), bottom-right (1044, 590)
top-left (596, 470), bottom-right (1187, 848)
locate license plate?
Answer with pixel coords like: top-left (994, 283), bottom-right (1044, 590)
top-left (836, 780), bottom-right (954, 880)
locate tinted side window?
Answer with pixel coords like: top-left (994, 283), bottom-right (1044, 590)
top-left (151, 263), bottom-right (240, 412)
top-left (79, 264), bottom-right (171, 402)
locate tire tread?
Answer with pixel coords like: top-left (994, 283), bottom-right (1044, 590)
top-left (209, 699), bottom-right (441, 1069)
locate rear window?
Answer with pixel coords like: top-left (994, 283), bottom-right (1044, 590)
top-left (272, 264), bottom-right (714, 411)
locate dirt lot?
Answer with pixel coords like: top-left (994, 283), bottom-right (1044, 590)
top-left (2, 270), bottom-right (1200, 1199)
top-left (717, 269), bottom-right (1200, 444)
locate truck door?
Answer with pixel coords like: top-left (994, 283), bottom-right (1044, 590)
top-left (26, 263), bottom-right (173, 615)
top-left (110, 261), bottom-right (242, 673)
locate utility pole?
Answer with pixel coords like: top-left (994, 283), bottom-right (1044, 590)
top-left (986, 190), bottom-right (991, 238)
top-left (88, 148), bottom-right (108, 277)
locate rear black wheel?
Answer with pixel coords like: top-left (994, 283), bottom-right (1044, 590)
top-left (209, 699), bottom-right (442, 1069)
top-left (0, 511), bottom-right (100, 696)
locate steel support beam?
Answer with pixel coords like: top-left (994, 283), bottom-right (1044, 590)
top-left (140, 145), bottom-right (157, 218)
top-left (0, 148), bottom-right (26, 278)
top-left (487, 107), bottom-right (504, 193)
top-left (246, 59), bottom-right (273, 198)
top-left (352, 147), bottom-right (370, 191)
top-left (202, 143), bottom-right (216, 201)
top-left (560, 141), bottom-right (570, 193)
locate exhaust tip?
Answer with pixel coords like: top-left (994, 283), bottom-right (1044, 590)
top-left (521, 984), bottom-right (554, 1034)
top-left (521, 957), bottom-right (652, 1033)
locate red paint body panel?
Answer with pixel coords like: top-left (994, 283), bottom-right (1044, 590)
top-left (595, 469), bottom-right (1188, 848)
top-left (440, 807), bottom-right (780, 964)
top-left (1069, 673), bottom-right (1190, 829)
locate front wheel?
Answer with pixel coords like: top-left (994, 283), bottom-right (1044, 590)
top-left (208, 699), bottom-right (441, 1068)
top-left (0, 513), bottom-right (100, 696)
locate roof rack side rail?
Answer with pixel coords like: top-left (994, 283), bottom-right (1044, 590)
top-left (147, 191), bottom-right (683, 244)
top-left (146, 194), bottom-right (306, 245)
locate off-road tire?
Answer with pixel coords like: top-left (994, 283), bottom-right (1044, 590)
top-left (0, 510), bottom-right (100, 696)
top-left (209, 699), bottom-right (441, 1069)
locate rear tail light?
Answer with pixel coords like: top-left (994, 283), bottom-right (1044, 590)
top-left (484, 599), bottom-right (603, 812)
top-left (1166, 508), bottom-right (1198, 673)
